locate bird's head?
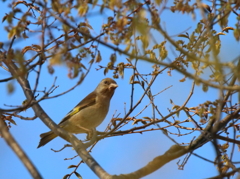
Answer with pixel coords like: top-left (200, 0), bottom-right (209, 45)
top-left (96, 78), bottom-right (118, 98)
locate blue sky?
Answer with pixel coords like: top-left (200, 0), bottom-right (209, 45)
top-left (0, 1), bottom-right (240, 179)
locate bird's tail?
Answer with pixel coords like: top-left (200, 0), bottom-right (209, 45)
top-left (37, 131), bottom-right (57, 148)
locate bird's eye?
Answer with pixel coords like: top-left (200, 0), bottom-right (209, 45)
top-left (104, 80), bottom-right (109, 85)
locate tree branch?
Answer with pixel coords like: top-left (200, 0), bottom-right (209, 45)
top-left (0, 111), bottom-right (42, 179)
top-left (0, 51), bottom-right (111, 179)
top-left (111, 107), bottom-right (240, 179)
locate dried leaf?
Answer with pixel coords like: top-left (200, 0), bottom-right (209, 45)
top-left (22, 46), bottom-right (34, 54)
top-left (32, 44), bottom-right (41, 50)
top-left (129, 75), bottom-right (134, 84)
top-left (216, 32), bottom-right (226, 36)
top-left (178, 34), bottom-right (189, 39)
top-left (110, 53), bottom-right (116, 63)
top-left (22, 32), bottom-right (29, 39)
top-left (62, 174), bottom-right (70, 179)
top-left (47, 65), bottom-right (54, 74)
top-left (167, 70), bottom-right (171, 76)
top-left (130, 81), bottom-right (140, 84)
top-left (5, 117), bottom-right (17, 125)
top-left (7, 82), bottom-right (14, 94)
top-left (85, 22), bottom-right (93, 30)
top-left (2, 13), bottom-right (8, 23)
top-left (176, 111), bottom-right (180, 117)
top-left (78, 3), bottom-right (88, 16)
top-left (221, 142), bottom-right (229, 150)
top-left (49, 53), bottom-right (62, 65)
top-left (74, 172), bottom-right (82, 179)
top-left (95, 50), bottom-right (102, 63)
top-left (160, 46), bottom-right (168, 60)
top-left (132, 120), bottom-right (139, 125)
top-left (68, 165), bottom-right (77, 169)
top-left (195, 23), bottom-right (203, 34)
top-left (104, 67), bottom-right (109, 75)
top-left (202, 84), bottom-right (208, 92)
top-left (172, 105), bottom-right (180, 110)
top-left (179, 76), bottom-right (186, 82)
top-left (200, 118), bottom-right (206, 124)
top-left (118, 62), bottom-right (124, 78)
top-left (222, 27), bottom-right (234, 33)
top-left (143, 117), bottom-right (151, 120)
top-left (8, 28), bottom-right (15, 39)
top-left (173, 120), bottom-right (180, 125)
top-left (201, 3), bottom-right (211, 13)
top-left (222, 165), bottom-right (229, 173)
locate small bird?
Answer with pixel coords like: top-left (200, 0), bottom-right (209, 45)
top-left (37, 78), bottom-right (118, 148)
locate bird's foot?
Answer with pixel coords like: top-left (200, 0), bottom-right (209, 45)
top-left (83, 128), bottom-right (97, 148)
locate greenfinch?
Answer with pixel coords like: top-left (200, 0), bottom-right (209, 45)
top-left (37, 78), bottom-right (118, 148)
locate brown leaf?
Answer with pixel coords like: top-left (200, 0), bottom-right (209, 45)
top-left (7, 82), bottom-right (14, 94)
top-left (68, 165), bottom-right (77, 169)
top-left (21, 46), bottom-right (35, 54)
top-left (2, 13), bottom-right (8, 23)
top-left (179, 76), bottom-right (186, 82)
top-left (74, 172), bottom-right (82, 179)
top-left (5, 116), bottom-right (17, 125)
top-left (32, 44), bottom-right (41, 50)
top-left (22, 32), bottom-right (29, 39)
top-left (216, 32), bottom-right (226, 36)
top-left (47, 65), bottom-right (54, 74)
top-left (95, 50), bottom-right (102, 63)
top-left (178, 34), bottom-right (189, 39)
top-left (130, 81), bottom-right (140, 84)
top-left (222, 27), bottom-right (234, 33)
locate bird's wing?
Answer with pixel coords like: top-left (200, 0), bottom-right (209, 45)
top-left (59, 91), bottom-right (97, 125)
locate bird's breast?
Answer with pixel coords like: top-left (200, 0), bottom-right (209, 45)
top-left (68, 96), bottom-right (110, 131)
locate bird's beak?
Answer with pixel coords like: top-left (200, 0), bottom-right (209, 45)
top-left (109, 83), bottom-right (118, 90)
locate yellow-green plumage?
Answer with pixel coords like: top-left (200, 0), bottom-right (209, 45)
top-left (37, 78), bottom-right (118, 148)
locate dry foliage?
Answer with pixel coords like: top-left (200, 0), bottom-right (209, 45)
top-left (0, 0), bottom-right (240, 179)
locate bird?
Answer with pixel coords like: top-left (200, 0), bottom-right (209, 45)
top-left (37, 78), bottom-right (118, 148)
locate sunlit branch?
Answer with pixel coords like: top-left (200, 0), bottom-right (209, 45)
top-left (0, 111), bottom-right (42, 179)
top-left (46, 4), bottom-right (240, 91)
top-left (1, 51), bottom-right (111, 179)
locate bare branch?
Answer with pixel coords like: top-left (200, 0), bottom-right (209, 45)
top-left (1, 51), bottom-right (111, 179)
top-left (0, 111), bottom-right (42, 179)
